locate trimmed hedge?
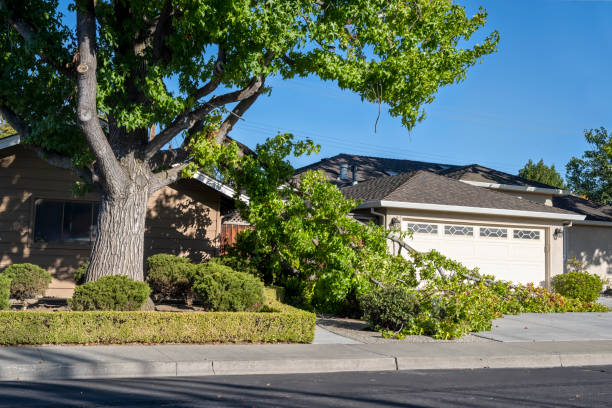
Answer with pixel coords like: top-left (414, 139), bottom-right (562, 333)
top-left (0, 274), bottom-right (10, 310)
top-left (192, 264), bottom-right (264, 311)
top-left (68, 275), bottom-right (151, 311)
top-left (0, 288), bottom-right (315, 345)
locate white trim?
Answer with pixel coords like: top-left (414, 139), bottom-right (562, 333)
top-left (0, 134), bottom-right (20, 150)
top-left (356, 200), bottom-right (586, 221)
top-left (193, 172), bottom-right (249, 204)
top-left (572, 219), bottom-right (612, 227)
top-left (460, 180), bottom-right (571, 196)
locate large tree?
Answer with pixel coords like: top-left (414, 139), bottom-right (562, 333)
top-left (566, 127), bottom-right (612, 204)
top-left (0, 0), bottom-right (498, 282)
top-left (518, 159), bottom-right (565, 189)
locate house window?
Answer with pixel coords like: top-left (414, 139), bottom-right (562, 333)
top-left (513, 229), bottom-right (540, 240)
top-left (34, 199), bottom-right (99, 243)
top-left (406, 223), bottom-right (438, 234)
top-left (479, 227), bottom-right (508, 238)
top-left (444, 225), bottom-right (474, 236)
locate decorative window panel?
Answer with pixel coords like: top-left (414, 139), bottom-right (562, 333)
top-left (479, 227), bottom-right (508, 238)
top-left (444, 225), bottom-right (474, 236)
top-left (513, 229), bottom-right (540, 240)
top-left (406, 223), bottom-right (438, 234)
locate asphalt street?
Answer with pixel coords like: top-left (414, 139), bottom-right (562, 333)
top-left (2, 366), bottom-right (612, 407)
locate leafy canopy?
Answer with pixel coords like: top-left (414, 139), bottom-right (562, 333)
top-left (566, 127), bottom-right (612, 204)
top-left (518, 159), bottom-right (566, 189)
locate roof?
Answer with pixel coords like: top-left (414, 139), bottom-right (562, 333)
top-left (296, 153), bottom-right (561, 190)
top-left (553, 195), bottom-right (612, 223)
top-left (341, 170), bottom-right (581, 218)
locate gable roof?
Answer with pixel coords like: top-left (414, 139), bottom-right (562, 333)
top-left (296, 153), bottom-right (562, 191)
top-left (342, 170), bottom-right (583, 220)
top-left (552, 195), bottom-right (612, 223)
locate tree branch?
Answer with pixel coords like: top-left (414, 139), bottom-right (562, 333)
top-left (150, 163), bottom-right (189, 192)
top-left (0, 105), bottom-right (31, 136)
top-left (76, 1), bottom-right (125, 196)
top-left (215, 77), bottom-right (265, 144)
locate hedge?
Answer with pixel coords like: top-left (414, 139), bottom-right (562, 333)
top-left (0, 288), bottom-right (315, 345)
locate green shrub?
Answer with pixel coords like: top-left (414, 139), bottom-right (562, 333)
top-left (208, 255), bottom-right (259, 278)
top-left (146, 254), bottom-right (195, 300)
top-left (0, 275), bottom-right (11, 310)
top-left (192, 264), bottom-right (265, 311)
top-left (552, 271), bottom-right (604, 302)
top-left (0, 289), bottom-right (315, 345)
top-left (73, 262), bottom-right (88, 285)
top-left (1, 263), bottom-right (52, 301)
top-left (360, 286), bottom-right (419, 332)
top-left (68, 275), bottom-right (151, 311)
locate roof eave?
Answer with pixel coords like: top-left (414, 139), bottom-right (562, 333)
top-left (193, 171), bottom-right (249, 204)
top-left (0, 134), bottom-right (21, 150)
top-left (571, 219), bottom-right (612, 227)
top-left (355, 200), bottom-right (586, 222)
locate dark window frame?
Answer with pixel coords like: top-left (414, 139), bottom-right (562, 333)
top-left (31, 198), bottom-right (99, 246)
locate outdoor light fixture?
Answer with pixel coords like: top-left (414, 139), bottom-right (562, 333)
top-left (553, 228), bottom-right (563, 240)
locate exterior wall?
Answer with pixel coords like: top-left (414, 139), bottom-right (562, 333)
top-left (0, 145), bottom-right (221, 298)
top-left (380, 208), bottom-right (565, 287)
top-left (564, 224), bottom-right (612, 283)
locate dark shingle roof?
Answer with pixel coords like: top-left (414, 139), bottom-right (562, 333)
top-left (552, 195), bottom-right (612, 222)
top-left (341, 171), bottom-right (579, 216)
top-left (295, 154), bottom-right (561, 190)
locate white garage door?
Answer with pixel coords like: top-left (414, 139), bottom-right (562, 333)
top-left (401, 220), bottom-right (546, 285)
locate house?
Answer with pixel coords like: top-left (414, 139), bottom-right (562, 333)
top-left (296, 154), bottom-right (612, 286)
top-left (0, 135), bottom-right (244, 297)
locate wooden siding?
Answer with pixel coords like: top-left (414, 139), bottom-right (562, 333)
top-left (220, 223), bottom-right (251, 255)
top-left (0, 145), bottom-right (222, 297)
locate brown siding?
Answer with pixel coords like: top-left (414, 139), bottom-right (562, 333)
top-left (0, 145), bottom-right (222, 297)
top-left (220, 223), bottom-right (251, 254)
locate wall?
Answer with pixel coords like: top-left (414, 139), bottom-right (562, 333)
top-left (564, 224), bottom-right (612, 282)
top-left (0, 145), bottom-right (221, 297)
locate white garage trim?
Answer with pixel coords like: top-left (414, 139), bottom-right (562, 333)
top-left (356, 200), bottom-right (585, 221)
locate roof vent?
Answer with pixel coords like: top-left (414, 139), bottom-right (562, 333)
top-left (338, 163), bottom-right (349, 180)
top-left (351, 165), bottom-right (358, 185)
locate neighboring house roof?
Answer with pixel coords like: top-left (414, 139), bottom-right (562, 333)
top-left (553, 195), bottom-right (612, 223)
top-left (438, 163), bottom-right (556, 189)
top-left (341, 170), bottom-right (584, 221)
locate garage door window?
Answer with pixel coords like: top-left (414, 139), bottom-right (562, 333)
top-left (513, 230), bottom-right (540, 240)
top-left (406, 223), bottom-right (438, 234)
top-left (479, 227), bottom-right (508, 238)
top-left (444, 225), bottom-right (473, 236)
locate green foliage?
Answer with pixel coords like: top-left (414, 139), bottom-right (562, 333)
top-left (0, 274), bottom-right (11, 310)
top-left (552, 271), bottom-right (604, 302)
top-left (146, 254), bottom-right (195, 299)
top-left (68, 275), bottom-right (151, 311)
top-left (518, 159), bottom-right (566, 189)
top-left (0, 289), bottom-right (315, 345)
top-left (0, 115), bottom-right (16, 139)
top-left (191, 264), bottom-right (265, 312)
top-left (360, 286), bottom-right (420, 332)
top-left (1, 263), bottom-right (52, 301)
top-left (73, 262), bottom-right (88, 285)
top-left (566, 127), bottom-right (612, 204)
top-left (207, 255), bottom-right (259, 280)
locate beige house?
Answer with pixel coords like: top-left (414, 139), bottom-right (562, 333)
top-left (297, 154), bottom-right (612, 287)
top-left (0, 135), bottom-right (243, 297)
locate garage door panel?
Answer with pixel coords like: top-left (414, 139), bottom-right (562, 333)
top-left (510, 246), bottom-right (542, 259)
top-left (474, 243), bottom-right (510, 259)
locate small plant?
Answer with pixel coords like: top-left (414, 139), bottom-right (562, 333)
top-left (73, 262), bottom-right (88, 285)
top-left (1, 263), bottom-right (52, 301)
top-left (68, 275), bottom-right (151, 311)
top-left (191, 264), bottom-right (265, 311)
top-left (552, 271), bottom-right (604, 302)
top-left (359, 286), bottom-right (420, 332)
top-left (146, 254), bottom-right (195, 300)
top-left (0, 274), bottom-right (11, 310)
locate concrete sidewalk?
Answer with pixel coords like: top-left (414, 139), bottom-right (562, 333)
top-left (2, 340), bottom-right (612, 381)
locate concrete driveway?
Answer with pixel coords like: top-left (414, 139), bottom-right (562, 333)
top-left (475, 297), bottom-right (612, 342)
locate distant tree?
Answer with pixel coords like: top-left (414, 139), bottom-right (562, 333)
top-left (566, 127), bottom-right (612, 205)
top-left (518, 159), bottom-right (565, 189)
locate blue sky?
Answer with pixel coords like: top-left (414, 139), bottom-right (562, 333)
top-left (57, 0), bottom-right (611, 177)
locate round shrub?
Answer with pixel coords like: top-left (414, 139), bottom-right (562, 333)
top-left (359, 286), bottom-right (420, 332)
top-left (146, 254), bottom-right (195, 299)
top-left (73, 262), bottom-right (88, 285)
top-left (68, 275), bottom-right (151, 311)
top-left (0, 274), bottom-right (11, 310)
top-left (1, 263), bottom-right (52, 301)
top-left (191, 264), bottom-right (264, 311)
top-left (552, 271), bottom-right (604, 302)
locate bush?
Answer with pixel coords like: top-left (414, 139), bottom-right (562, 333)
top-left (552, 271), bottom-right (604, 302)
top-left (1, 263), bottom-right (52, 301)
top-left (73, 262), bottom-right (88, 285)
top-left (146, 254), bottom-right (195, 300)
top-left (68, 275), bottom-right (151, 311)
top-left (192, 264), bottom-right (265, 311)
top-left (0, 289), bottom-right (315, 345)
top-left (0, 275), bottom-right (11, 310)
top-left (208, 255), bottom-right (259, 278)
top-left (360, 286), bottom-right (419, 332)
